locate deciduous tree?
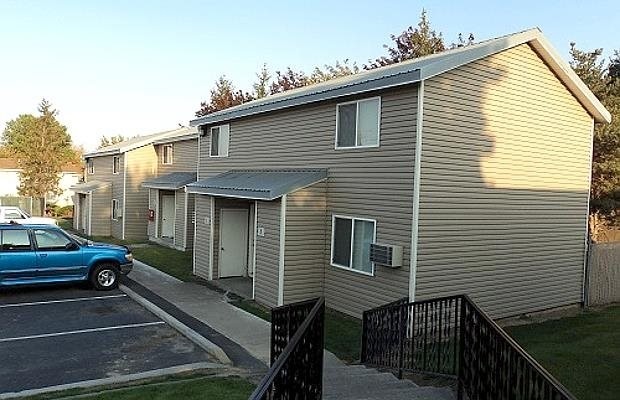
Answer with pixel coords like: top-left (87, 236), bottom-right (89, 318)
top-left (2, 99), bottom-right (77, 215)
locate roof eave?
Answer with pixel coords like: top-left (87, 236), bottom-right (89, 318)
top-left (528, 35), bottom-right (611, 123)
top-left (153, 133), bottom-right (199, 145)
top-left (189, 70), bottom-right (422, 127)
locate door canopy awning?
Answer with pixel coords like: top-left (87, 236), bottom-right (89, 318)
top-left (70, 181), bottom-right (110, 194)
top-left (142, 172), bottom-right (197, 190)
top-left (186, 169), bottom-right (328, 200)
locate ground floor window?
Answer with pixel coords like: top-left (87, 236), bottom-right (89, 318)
top-left (330, 215), bottom-right (376, 275)
top-left (111, 199), bottom-right (120, 220)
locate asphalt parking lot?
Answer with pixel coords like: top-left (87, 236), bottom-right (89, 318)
top-left (0, 284), bottom-right (214, 394)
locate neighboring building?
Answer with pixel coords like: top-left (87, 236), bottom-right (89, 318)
top-left (0, 158), bottom-right (82, 207)
top-left (71, 127), bottom-right (196, 240)
top-left (142, 129), bottom-right (198, 250)
top-left (186, 28), bottom-right (610, 318)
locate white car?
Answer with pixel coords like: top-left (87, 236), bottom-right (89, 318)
top-left (0, 206), bottom-right (58, 225)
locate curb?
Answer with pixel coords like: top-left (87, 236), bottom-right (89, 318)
top-left (120, 284), bottom-right (233, 365)
top-left (0, 362), bottom-right (223, 399)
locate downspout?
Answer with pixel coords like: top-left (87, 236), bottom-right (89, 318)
top-left (409, 81), bottom-right (425, 302)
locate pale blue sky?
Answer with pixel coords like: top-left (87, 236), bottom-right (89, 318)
top-left (1, 1), bottom-right (618, 150)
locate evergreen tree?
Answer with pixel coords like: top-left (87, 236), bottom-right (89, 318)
top-left (365, 9), bottom-right (445, 70)
top-left (2, 99), bottom-right (77, 215)
top-left (195, 76), bottom-right (254, 117)
top-left (99, 134), bottom-right (126, 148)
top-left (570, 44), bottom-right (620, 232)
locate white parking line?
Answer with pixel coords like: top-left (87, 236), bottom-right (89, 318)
top-left (0, 321), bottom-right (166, 343)
top-left (0, 294), bottom-right (127, 309)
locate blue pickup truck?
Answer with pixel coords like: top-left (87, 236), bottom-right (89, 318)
top-left (0, 223), bottom-right (133, 290)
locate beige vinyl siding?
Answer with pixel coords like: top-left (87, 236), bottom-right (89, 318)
top-left (415, 43), bottom-right (593, 318)
top-left (194, 195), bottom-right (211, 279)
top-left (110, 154), bottom-right (124, 239)
top-left (255, 200), bottom-right (281, 308)
top-left (124, 146), bottom-right (157, 240)
top-left (157, 139), bottom-right (198, 174)
top-left (90, 186), bottom-right (111, 236)
top-left (283, 183), bottom-right (327, 303)
top-left (174, 189), bottom-right (185, 249)
top-left (147, 188), bottom-right (157, 238)
top-left (86, 155), bottom-right (121, 237)
top-left (198, 86), bottom-right (418, 317)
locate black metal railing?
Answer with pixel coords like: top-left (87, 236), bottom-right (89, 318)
top-left (361, 294), bottom-right (578, 400)
top-left (361, 295), bottom-right (461, 378)
top-left (249, 297), bottom-right (325, 400)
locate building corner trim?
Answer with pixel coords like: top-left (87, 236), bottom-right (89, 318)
top-left (409, 81), bottom-right (425, 302)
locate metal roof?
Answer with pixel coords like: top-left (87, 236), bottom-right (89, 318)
top-left (70, 180), bottom-right (111, 193)
top-left (142, 172), bottom-right (197, 190)
top-left (186, 169), bottom-right (328, 200)
top-left (84, 127), bottom-right (197, 158)
top-left (190, 28), bottom-right (610, 126)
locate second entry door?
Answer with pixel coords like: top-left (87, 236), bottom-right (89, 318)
top-left (219, 208), bottom-right (249, 277)
top-left (160, 194), bottom-right (175, 238)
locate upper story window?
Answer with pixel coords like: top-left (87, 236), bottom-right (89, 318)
top-left (112, 156), bottom-right (120, 174)
top-left (335, 97), bottom-right (381, 149)
top-left (162, 144), bottom-right (173, 165)
top-left (210, 124), bottom-right (230, 157)
top-left (87, 159), bottom-right (94, 174)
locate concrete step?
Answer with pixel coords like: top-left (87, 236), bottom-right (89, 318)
top-left (324, 386), bottom-right (453, 400)
top-left (322, 363), bottom-right (455, 400)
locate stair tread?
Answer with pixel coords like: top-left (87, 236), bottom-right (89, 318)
top-left (322, 364), bottom-right (454, 400)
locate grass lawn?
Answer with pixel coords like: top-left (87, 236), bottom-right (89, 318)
top-left (506, 305), bottom-right (620, 400)
top-left (131, 244), bottom-right (194, 282)
top-left (231, 298), bottom-right (362, 363)
top-left (24, 375), bottom-right (254, 400)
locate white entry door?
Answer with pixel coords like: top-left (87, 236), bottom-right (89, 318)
top-left (219, 208), bottom-right (249, 278)
top-left (160, 194), bottom-right (175, 238)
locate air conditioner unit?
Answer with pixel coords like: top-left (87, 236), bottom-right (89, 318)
top-left (370, 243), bottom-right (403, 268)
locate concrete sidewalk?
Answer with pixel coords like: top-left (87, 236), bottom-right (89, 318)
top-left (127, 260), bottom-right (271, 365)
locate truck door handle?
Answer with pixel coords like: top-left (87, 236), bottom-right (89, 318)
top-left (40, 254), bottom-right (48, 258)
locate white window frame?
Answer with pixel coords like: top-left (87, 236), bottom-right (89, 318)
top-left (87, 159), bottom-right (94, 174)
top-left (112, 156), bottom-right (120, 174)
top-left (111, 199), bottom-right (120, 220)
top-left (335, 96), bottom-right (381, 150)
top-left (162, 144), bottom-right (174, 165)
top-left (330, 214), bottom-right (377, 276)
top-left (209, 124), bottom-right (230, 158)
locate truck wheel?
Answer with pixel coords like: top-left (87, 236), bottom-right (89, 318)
top-left (90, 263), bottom-right (119, 290)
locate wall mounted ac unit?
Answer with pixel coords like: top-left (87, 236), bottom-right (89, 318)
top-left (370, 243), bottom-right (403, 268)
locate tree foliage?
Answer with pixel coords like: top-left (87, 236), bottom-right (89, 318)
top-left (253, 64), bottom-right (271, 99)
top-left (195, 76), bottom-right (254, 117)
top-left (99, 134), bottom-right (126, 148)
top-left (195, 10), bottom-right (469, 114)
top-left (2, 99), bottom-right (76, 214)
top-left (570, 44), bottom-right (620, 227)
top-left (365, 9), bottom-right (445, 70)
